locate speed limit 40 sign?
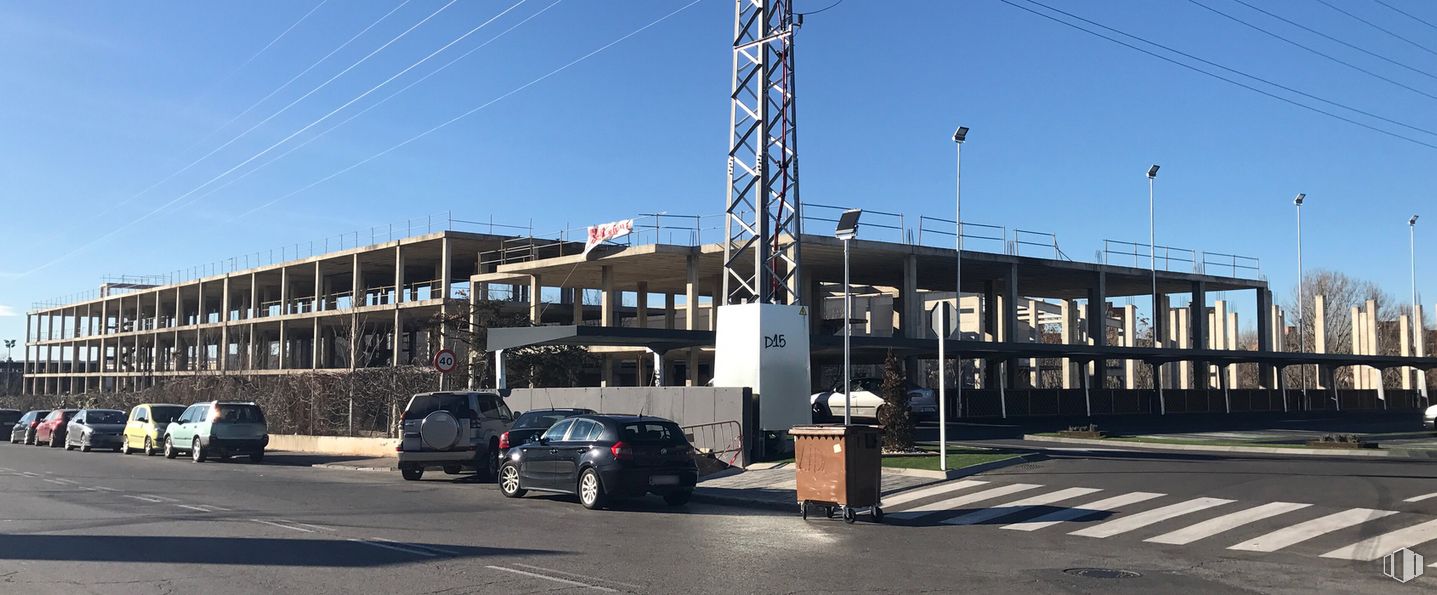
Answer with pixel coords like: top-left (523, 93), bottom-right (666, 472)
top-left (432, 349), bottom-right (458, 374)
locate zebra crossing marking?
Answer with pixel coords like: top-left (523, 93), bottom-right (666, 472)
top-left (1002, 491), bottom-right (1166, 532)
top-left (941, 487), bottom-right (1103, 526)
top-left (1069, 497), bottom-right (1234, 539)
top-left (881, 480), bottom-right (988, 509)
top-left (889, 484), bottom-right (1042, 518)
top-left (1146, 502), bottom-right (1312, 545)
top-left (1319, 518), bottom-right (1437, 561)
top-left (1228, 508), bottom-right (1398, 553)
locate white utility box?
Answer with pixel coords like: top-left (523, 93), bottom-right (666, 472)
top-left (712, 303), bottom-right (811, 431)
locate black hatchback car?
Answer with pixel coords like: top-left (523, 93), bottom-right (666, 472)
top-left (498, 414), bottom-right (698, 510)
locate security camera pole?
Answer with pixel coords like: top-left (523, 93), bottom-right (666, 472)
top-left (835, 209), bottom-right (862, 426)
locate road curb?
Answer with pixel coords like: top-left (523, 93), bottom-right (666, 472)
top-left (1023, 434), bottom-right (1437, 460)
top-left (311, 463), bottom-right (396, 472)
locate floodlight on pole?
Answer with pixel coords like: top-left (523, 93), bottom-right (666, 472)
top-left (1147, 164), bottom-right (1163, 414)
top-left (953, 126), bottom-right (967, 431)
top-left (835, 209), bottom-right (862, 426)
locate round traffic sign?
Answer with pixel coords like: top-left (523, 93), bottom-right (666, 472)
top-left (432, 349), bottom-right (458, 374)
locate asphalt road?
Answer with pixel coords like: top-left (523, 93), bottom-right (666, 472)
top-left (1, 442), bottom-right (1432, 594)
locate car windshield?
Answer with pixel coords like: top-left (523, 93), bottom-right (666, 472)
top-left (513, 411), bottom-right (575, 430)
top-left (215, 404), bottom-right (265, 424)
top-left (620, 421), bottom-right (686, 445)
top-left (86, 411), bottom-right (125, 424)
top-left (402, 394), bottom-right (473, 420)
top-left (150, 406), bottom-right (185, 423)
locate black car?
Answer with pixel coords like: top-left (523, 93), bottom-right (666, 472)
top-left (498, 414), bottom-right (698, 510)
top-left (497, 408), bottom-right (596, 458)
top-left (0, 409), bottom-right (21, 430)
top-left (9, 410), bottom-right (47, 445)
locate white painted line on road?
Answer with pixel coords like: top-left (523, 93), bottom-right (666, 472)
top-left (122, 495), bottom-right (165, 503)
top-left (1146, 502), bottom-right (1312, 545)
top-left (369, 537), bottom-right (456, 556)
top-left (889, 483), bottom-right (1044, 518)
top-left (1320, 518), bottom-right (1437, 561)
top-left (250, 519), bottom-right (313, 533)
top-left (350, 538), bottom-right (437, 558)
top-left (1228, 508), bottom-right (1398, 553)
top-left (177, 505), bottom-right (211, 512)
top-left (486, 565), bottom-right (616, 592)
top-left (288, 521), bottom-right (332, 532)
top-left (941, 487), bottom-right (1103, 526)
top-left (20, 472), bottom-right (39, 477)
top-left (42, 479), bottom-right (67, 485)
top-left (50, 478), bottom-right (78, 485)
top-left (881, 480), bottom-right (989, 509)
top-left (511, 563), bottom-right (645, 590)
top-left (199, 505), bottom-right (231, 512)
top-left (1070, 497), bottom-right (1234, 539)
top-left (142, 494), bottom-right (177, 502)
top-left (93, 486), bottom-right (118, 492)
top-left (1403, 492), bottom-right (1437, 503)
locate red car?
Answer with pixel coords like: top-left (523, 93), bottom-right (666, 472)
top-left (34, 409), bottom-right (78, 448)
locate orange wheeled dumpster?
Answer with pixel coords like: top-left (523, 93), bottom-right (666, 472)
top-left (791, 424), bottom-right (883, 523)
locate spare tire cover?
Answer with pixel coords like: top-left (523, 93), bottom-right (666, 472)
top-left (420, 411), bottom-right (461, 450)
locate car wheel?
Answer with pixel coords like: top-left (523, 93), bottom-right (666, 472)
top-left (144, 437), bottom-right (156, 457)
top-left (79, 440), bottom-right (91, 453)
top-left (50, 436), bottom-right (63, 448)
top-left (400, 465), bottom-right (423, 481)
top-left (250, 451), bottom-right (264, 463)
top-left (191, 438), bottom-right (206, 463)
top-left (578, 468), bottom-right (606, 510)
top-left (498, 463), bottom-right (525, 498)
top-left (871, 506), bottom-right (884, 523)
top-left (64, 438), bottom-right (74, 451)
top-left (812, 401), bottom-right (833, 423)
top-left (663, 489), bottom-right (693, 506)
top-left (164, 437), bottom-right (177, 459)
top-left (119, 438), bottom-right (131, 455)
top-left (443, 465), bottom-right (462, 475)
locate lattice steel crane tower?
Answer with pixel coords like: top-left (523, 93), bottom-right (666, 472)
top-left (723, 0), bottom-right (802, 306)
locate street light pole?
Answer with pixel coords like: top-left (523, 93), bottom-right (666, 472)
top-left (1412, 214), bottom-right (1425, 405)
top-left (953, 126), bottom-right (968, 426)
top-left (1294, 193), bottom-right (1307, 406)
top-left (834, 210), bottom-right (862, 426)
top-left (1147, 165), bottom-right (1163, 415)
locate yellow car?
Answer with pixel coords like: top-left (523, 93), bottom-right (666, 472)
top-left (119, 403), bottom-right (187, 456)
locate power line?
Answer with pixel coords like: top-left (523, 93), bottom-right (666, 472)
top-left (183, 0), bottom-right (331, 110)
top-left (1312, 0), bottom-right (1437, 57)
top-left (1371, 0), bottom-right (1437, 32)
top-left (1188, 0), bottom-right (1437, 103)
top-left (172, 0), bottom-right (568, 214)
top-left (17, 0), bottom-right (526, 278)
top-left (232, 0), bottom-right (705, 221)
top-left (1228, 0), bottom-right (1437, 83)
top-left (996, 0), bottom-right (1437, 150)
top-left (90, 1), bottom-right (414, 224)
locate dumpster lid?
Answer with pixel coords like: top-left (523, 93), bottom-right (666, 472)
top-left (789, 424), bottom-right (882, 436)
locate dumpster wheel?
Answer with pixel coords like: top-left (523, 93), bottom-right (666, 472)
top-left (843, 507), bottom-right (856, 524)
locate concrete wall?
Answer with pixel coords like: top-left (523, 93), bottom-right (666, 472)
top-left (504, 387), bottom-right (754, 466)
top-left (267, 434), bottom-right (399, 458)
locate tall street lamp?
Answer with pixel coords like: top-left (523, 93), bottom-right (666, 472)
top-left (1294, 193), bottom-right (1307, 404)
top-left (953, 126), bottom-right (968, 423)
top-left (835, 209), bottom-right (863, 426)
top-left (1147, 165), bottom-right (1163, 415)
top-left (2, 339), bottom-right (12, 396)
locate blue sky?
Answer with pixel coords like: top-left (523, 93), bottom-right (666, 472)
top-left (2, 0), bottom-right (1435, 351)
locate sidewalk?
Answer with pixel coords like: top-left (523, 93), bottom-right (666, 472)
top-left (262, 452), bottom-right (397, 472)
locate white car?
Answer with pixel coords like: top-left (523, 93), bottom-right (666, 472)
top-left (811, 378), bottom-right (938, 422)
top-left (1424, 404), bottom-right (1436, 432)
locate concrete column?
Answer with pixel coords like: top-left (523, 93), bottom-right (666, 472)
top-left (901, 255), bottom-right (921, 338)
top-left (1401, 313), bottom-right (1412, 390)
top-left (601, 354), bottom-right (614, 387)
top-left (1087, 272), bottom-right (1107, 388)
top-left (529, 274), bottom-right (543, 324)
top-left (394, 245), bottom-right (405, 306)
top-left (636, 281), bottom-right (649, 329)
top-left (1351, 305), bottom-right (1363, 389)
top-left (1177, 307), bottom-right (1191, 389)
top-left (1060, 299), bottom-right (1078, 389)
top-left (600, 266), bottom-right (615, 326)
top-left (572, 288), bottom-right (584, 325)
top-left (351, 254), bottom-right (361, 367)
top-left (664, 293), bottom-right (676, 330)
top-left (1227, 310), bottom-right (1239, 387)
top-left (1366, 299), bottom-right (1379, 389)
top-left (1416, 305), bottom-right (1428, 399)
top-left (1314, 294), bottom-right (1326, 389)
top-left (1028, 299), bottom-right (1041, 388)
top-left (1123, 303), bottom-right (1137, 389)
top-left (439, 237), bottom-right (452, 351)
top-left (1004, 264), bottom-right (1019, 343)
top-left (685, 255), bottom-right (699, 332)
top-left (220, 276), bottom-right (231, 371)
